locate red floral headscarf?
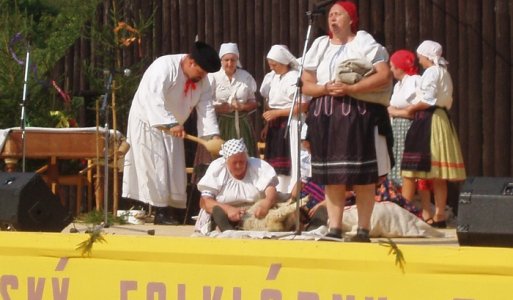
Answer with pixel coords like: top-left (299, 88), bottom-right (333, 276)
top-left (390, 49), bottom-right (418, 76)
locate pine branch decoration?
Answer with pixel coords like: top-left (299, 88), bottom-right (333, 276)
top-left (379, 238), bottom-right (405, 273)
top-left (75, 225), bottom-right (107, 257)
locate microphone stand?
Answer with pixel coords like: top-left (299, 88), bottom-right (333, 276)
top-left (20, 45), bottom-right (31, 172)
top-left (100, 71), bottom-right (114, 226)
top-left (285, 10), bottom-right (319, 236)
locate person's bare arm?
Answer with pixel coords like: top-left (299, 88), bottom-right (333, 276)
top-left (262, 102), bottom-right (308, 122)
top-left (253, 185), bottom-right (278, 219)
top-left (301, 70), bottom-right (327, 97)
top-left (346, 62), bottom-right (392, 93)
top-left (214, 103), bottom-right (233, 114)
top-left (158, 124), bottom-right (186, 138)
top-left (405, 101), bottom-right (432, 115)
top-left (388, 106), bottom-right (413, 119)
top-left (232, 99), bottom-right (257, 112)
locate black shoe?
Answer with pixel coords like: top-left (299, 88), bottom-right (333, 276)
top-left (168, 207), bottom-right (185, 224)
top-left (348, 227), bottom-right (371, 243)
top-left (320, 227), bottom-right (343, 242)
top-left (153, 207), bottom-right (181, 225)
top-left (426, 218), bottom-right (447, 229)
top-left (211, 206), bottom-right (235, 231)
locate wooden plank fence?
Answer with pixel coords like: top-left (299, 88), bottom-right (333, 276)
top-left (55, 0), bottom-right (513, 178)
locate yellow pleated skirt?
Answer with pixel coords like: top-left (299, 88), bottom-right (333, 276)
top-left (402, 109), bottom-right (466, 180)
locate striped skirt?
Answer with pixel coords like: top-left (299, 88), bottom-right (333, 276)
top-left (306, 95), bottom-right (391, 185)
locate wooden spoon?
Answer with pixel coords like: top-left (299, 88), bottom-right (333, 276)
top-left (184, 134), bottom-right (224, 157)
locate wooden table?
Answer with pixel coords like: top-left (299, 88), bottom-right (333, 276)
top-left (0, 127), bottom-right (124, 215)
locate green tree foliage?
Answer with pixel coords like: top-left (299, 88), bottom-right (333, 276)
top-left (0, 0), bottom-right (100, 128)
top-left (83, 0), bottom-right (154, 132)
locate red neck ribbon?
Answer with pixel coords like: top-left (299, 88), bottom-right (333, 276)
top-left (184, 79), bottom-right (196, 94)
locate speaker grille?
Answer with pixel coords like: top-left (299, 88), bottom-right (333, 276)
top-left (0, 172), bottom-right (71, 232)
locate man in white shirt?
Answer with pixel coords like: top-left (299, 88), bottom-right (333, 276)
top-left (122, 41), bottom-right (221, 225)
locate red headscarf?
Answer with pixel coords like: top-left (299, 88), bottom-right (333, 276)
top-left (333, 1), bottom-right (359, 33)
top-left (390, 49), bottom-right (418, 76)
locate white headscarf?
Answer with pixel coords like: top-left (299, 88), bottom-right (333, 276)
top-left (219, 42), bottom-right (242, 68)
top-left (219, 138), bottom-right (248, 159)
top-left (266, 45), bottom-right (298, 69)
top-left (416, 40), bottom-right (448, 67)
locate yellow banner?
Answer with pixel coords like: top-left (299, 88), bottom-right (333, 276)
top-left (0, 232), bottom-right (513, 299)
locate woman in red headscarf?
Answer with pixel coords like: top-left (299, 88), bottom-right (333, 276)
top-left (386, 50), bottom-right (432, 214)
top-left (301, 1), bottom-right (393, 242)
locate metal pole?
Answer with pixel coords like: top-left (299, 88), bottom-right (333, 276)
top-left (20, 47), bottom-right (31, 172)
top-left (101, 72), bottom-right (113, 226)
top-left (284, 11), bottom-right (318, 235)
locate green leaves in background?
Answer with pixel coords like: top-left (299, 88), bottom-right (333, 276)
top-left (0, 0), bottom-right (100, 128)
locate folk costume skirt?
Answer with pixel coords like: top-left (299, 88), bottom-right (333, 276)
top-left (264, 116), bottom-right (291, 176)
top-left (402, 108), bottom-right (466, 180)
top-left (218, 112), bottom-right (258, 158)
top-left (306, 95), bottom-right (392, 186)
top-left (192, 112), bottom-right (257, 183)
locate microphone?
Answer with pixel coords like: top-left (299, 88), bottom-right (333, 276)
top-left (100, 68), bottom-right (131, 112)
top-left (103, 68), bottom-right (131, 77)
top-left (312, 0), bottom-right (335, 14)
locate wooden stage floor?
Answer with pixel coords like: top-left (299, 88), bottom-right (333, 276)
top-left (62, 222), bottom-right (460, 247)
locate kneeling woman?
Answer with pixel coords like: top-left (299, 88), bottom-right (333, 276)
top-left (194, 139), bottom-right (280, 232)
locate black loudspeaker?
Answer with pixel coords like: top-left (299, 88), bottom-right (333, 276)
top-left (0, 172), bottom-right (72, 232)
top-left (457, 177), bottom-right (513, 247)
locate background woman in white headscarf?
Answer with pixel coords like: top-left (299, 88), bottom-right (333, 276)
top-left (209, 42), bottom-right (258, 156)
top-left (400, 40), bottom-right (466, 228)
top-left (262, 44), bottom-right (309, 196)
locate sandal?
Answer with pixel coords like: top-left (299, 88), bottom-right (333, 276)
top-left (431, 220), bottom-right (447, 229)
top-left (424, 218), bottom-right (446, 228)
top-left (423, 218), bottom-right (434, 225)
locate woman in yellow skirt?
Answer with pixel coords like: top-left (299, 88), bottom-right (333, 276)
top-left (400, 40), bottom-right (466, 228)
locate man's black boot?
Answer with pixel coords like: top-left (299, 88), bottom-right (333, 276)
top-left (211, 206), bottom-right (235, 231)
top-left (305, 205), bottom-right (328, 231)
top-left (154, 207), bottom-right (180, 225)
